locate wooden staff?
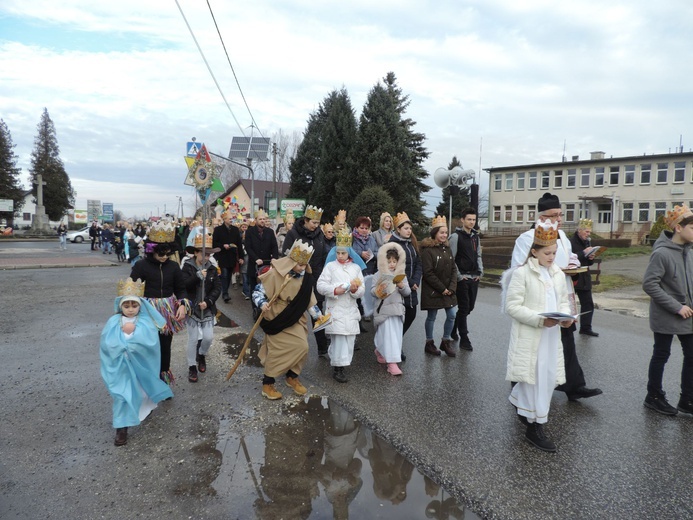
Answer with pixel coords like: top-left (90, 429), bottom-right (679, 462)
top-left (225, 272), bottom-right (293, 381)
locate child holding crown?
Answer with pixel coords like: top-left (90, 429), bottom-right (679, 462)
top-left (502, 220), bottom-right (574, 453)
top-left (100, 278), bottom-right (173, 446)
top-left (317, 228), bottom-right (366, 383)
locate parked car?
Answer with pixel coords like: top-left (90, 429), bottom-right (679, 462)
top-left (66, 226), bottom-right (90, 243)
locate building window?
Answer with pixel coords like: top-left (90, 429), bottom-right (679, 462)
top-left (622, 202), bottom-right (633, 222)
top-left (554, 170), bottom-right (563, 189)
top-left (638, 202), bottom-right (650, 222)
top-left (609, 166), bottom-right (619, 185)
top-left (567, 168), bottom-right (576, 188)
top-left (640, 163), bottom-right (651, 184)
top-left (505, 173), bottom-right (513, 191)
top-left (494, 174), bottom-right (502, 191)
top-left (528, 171), bottom-right (537, 190)
top-left (655, 202), bottom-right (667, 220)
top-left (493, 206), bottom-right (501, 222)
top-left (527, 205), bottom-right (536, 222)
top-left (595, 167), bottom-right (604, 186)
top-left (597, 203), bottom-right (611, 224)
top-left (624, 165), bottom-right (635, 185)
top-left (580, 168), bottom-right (590, 187)
top-left (23, 212), bottom-right (30, 221)
top-left (541, 171), bottom-right (550, 189)
top-left (565, 203), bottom-right (575, 222)
top-left (504, 205), bottom-right (512, 222)
top-left (674, 161), bottom-right (685, 183)
top-left (672, 201), bottom-right (683, 209)
top-left (657, 163), bottom-right (668, 184)
top-left (516, 172), bottom-right (525, 190)
top-left (515, 205), bottom-right (524, 222)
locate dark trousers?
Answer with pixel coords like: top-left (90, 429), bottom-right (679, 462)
top-left (313, 299), bottom-right (328, 353)
top-left (159, 332), bottom-right (173, 373)
top-left (220, 267), bottom-right (232, 298)
top-left (576, 289), bottom-right (595, 332)
top-left (90, 237), bottom-right (97, 250)
top-left (454, 278), bottom-right (479, 336)
top-left (403, 305), bottom-right (417, 335)
top-left (648, 332), bottom-right (693, 398)
top-left (556, 326), bottom-right (587, 393)
top-left (263, 370), bottom-right (298, 385)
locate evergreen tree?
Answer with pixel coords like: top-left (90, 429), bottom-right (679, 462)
top-left (29, 108), bottom-right (75, 221)
top-left (288, 106), bottom-right (326, 199)
top-left (0, 119), bottom-right (25, 224)
top-left (349, 185), bottom-right (395, 231)
top-left (435, 156), bottom-right (471, 222)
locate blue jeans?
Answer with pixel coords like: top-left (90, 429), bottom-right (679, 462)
top-left (59, 235), bottom-right (67, 249)
top-left (242, 273), bottom-right (250, 297)
top-left (425, 307), bottom-right (457, 340)
top-left (648, 332), bottom-right (693, 398)
top-left (102, 241), bottom-right (111, 253)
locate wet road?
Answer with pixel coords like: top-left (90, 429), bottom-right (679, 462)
top-left (0, 253), bottom-right (690, 519)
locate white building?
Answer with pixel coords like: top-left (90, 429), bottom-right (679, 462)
top-left (486, 150), bottom-right (693, 243)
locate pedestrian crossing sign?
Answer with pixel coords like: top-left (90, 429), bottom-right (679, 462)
top-left (187, 141), bottom-right (204, 157)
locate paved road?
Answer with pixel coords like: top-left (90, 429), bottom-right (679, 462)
top-left (1, 246), bottom-right (690, 519)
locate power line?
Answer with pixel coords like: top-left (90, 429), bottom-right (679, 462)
top-left (205, 0), bottom-right (268, 143)
top-left (174, 0), bottom-right (246, 138)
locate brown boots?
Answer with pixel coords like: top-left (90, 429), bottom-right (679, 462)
top-left (114, 427), bottom-right (128, 446)
top-left (439, 339), bottom-right (457, 357)
top-left (424, 340), bottom-right (441, 356)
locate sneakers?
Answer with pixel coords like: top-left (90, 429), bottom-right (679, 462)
top-left (439, 339), bottom-right (456, 357)
top-left (262, 384), bottom-right (282, 400)
top-left (197, 354), bottom-right (206, 373)
top-left (387, 363), bottom-right (402, 376)
top-left (114, 427), bottom-right (128, 446)
top-left (424, 340), bottom-right (441, 356)
top-left (374, 349), bottom-right (386, 364)
top-left (333, 367), bottom-right (348, 383)
top-left (678, 396), bottom-right (693, 414)
top-left (286, 376), bottom-right (308, 395)
top-left (188, 366), bottom-right (198, 383)
top-left (525, 423), bottom-right (556, 452)
top-left (644, 392), bottom-right (678, 415)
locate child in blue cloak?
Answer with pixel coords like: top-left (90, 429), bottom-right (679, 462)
top-left (100, 278), bottom-right (174, 446)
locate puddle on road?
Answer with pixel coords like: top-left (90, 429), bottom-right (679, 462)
top-left (211, 396), bottom-right (479, 519)
top-left (222, 332), bottom-right (262, 368)
top-left (216, 313), bottom-right (239, 328)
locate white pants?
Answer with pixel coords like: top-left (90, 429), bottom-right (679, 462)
top-left (186, 318), bottom-right (214, 367)
top-left (328, 334), bottom-right (355, 367)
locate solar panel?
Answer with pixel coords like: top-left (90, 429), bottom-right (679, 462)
top-left (228, 136), bottom-right (270, 161)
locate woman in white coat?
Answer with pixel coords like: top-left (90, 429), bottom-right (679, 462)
top-left (503, 220), bottom-right (574, 453)
top-left (317, 231), bottom-right (366, 383)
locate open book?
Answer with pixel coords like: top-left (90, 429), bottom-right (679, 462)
top-left (373, 273), bottom-right (406, 299)
top-left (539, 311), bottom-right (590, 322)
top-left (585, 245), bottom-right (606, 257)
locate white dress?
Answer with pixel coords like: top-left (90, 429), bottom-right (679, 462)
top-left (509, 266), bottom-right (560, 424)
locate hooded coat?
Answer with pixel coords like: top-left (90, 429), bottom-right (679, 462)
top-left (643, 230), bottom-right (693, 335)
top-left (419, 237), bottom-right (458, 310)
top-left (371, 242), bottom-right (411, 328)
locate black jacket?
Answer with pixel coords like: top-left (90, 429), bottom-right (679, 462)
top-left (212, 223), bottom-right (245, 270)
top-left (282, 219), bottom-right (327, 281)
top-left (244, 225), bottom-right (279, 267)
top-left (130, 256), bottom-right (188, 300)
top-left (388, 232), bottom-right (422, 308)
top-left (181, 259), bottom-right (221, 319)
top-left (569, 231), bottom-right (595, 291)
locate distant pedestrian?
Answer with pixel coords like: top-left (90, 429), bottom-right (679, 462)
top-left (503, 220), bottom-right (573, 452)
top-left (102, 224), bottom-right (114, 254)
top-left (212, 212), bottom-right (244, 303)
top-left (569, 219), bottom-right (599, 337)
top-left (57, 222), bottom-right (67, 250)
top-left (89, 221), bottom-right (100, 251)
top-left (642, 204), bottom-right (693, 416)
top-left (99, 278), bottom-right (173, 446)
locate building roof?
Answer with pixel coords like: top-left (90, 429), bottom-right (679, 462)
top-left (485, 151), bottom-right (693, 173)
top-left (217, 179), bottom-right (292, 201)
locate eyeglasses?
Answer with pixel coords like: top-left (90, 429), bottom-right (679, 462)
top-left (544, 213), bottom-right (563, 220)
top-left (157, 252), bottom-right (172, 257)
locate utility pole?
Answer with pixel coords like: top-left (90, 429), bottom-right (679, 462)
top-left (272, 142), bottom-right (277, 217)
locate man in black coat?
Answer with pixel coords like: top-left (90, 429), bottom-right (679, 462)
top-left (282, 205), bottom-right (329, 355)
top-left (244, 210), bottom-right (279, 296)
top-left (212, 212), bottom-right (245, 303)
top-left (570, 218), bottom-right (599, 337)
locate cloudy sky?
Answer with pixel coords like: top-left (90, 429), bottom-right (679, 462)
top-left (1, 0), bottom-right (692, 219)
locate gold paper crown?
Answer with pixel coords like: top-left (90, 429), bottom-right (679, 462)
top-left (335, 209), bottom-right (347, 223)
top-left (665, 204), bottom-right (693, 229)
top-left (335, 228), bottom-right (352, 248)
top-left (193, 232), bottom-right (213, 249)
top-left (322, 223), bottom-right (334, 233)
top-left (305, 205), bottom-right (324, 221)
top-left (431, 215), bottom-right (447, 229)
top-left (393, 212), bottom-right (411, 229)
top-left (148, 221), bottom-right (176, 243)
top-left (578, 218), bottom-right (593, 230)
top-left (284, 210), bottom-right (295, 225)
top-left (254, 209), bottom-right (268, 219)
top-left (117, 277), bottom-right (145, 297)
top-left (534, 221), bottom-right (559, 246)
top-left (288, 239), bottom-right (315, 265)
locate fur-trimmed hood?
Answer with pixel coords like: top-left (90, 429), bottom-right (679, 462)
top-left (377, 242), bottom-right (406, 276)
top-left (420, 237), bottom-right (450, 249)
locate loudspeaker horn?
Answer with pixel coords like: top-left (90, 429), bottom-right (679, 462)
top-left (433, 167), bottom-right (451, 188)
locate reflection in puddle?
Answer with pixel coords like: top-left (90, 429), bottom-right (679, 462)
top-left (222, 332), bottom-right (262, 367)
top-left (212, 396), bottom-right (479, 519)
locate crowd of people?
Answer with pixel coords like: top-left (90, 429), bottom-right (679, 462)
top-left (98, 194), bottom-right (693, 454)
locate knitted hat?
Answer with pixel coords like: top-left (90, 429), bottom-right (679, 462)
top-left (538, 193), bottom-right (561, 212)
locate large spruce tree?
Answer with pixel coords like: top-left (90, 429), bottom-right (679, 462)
top-left (0, 119), bottom-right (25, 224)
top-left (29, 109), bottom-right (75, 221)
top-left (288, 105), bottom-right (327, 200)
top-left (436, 156), bottom-right (471, 223)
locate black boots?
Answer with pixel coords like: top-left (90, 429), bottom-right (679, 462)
top-left (459, 334), bottom-right (473, 351)
top-left (525, 423), bottom-right (556, 452)
top-left (333, 367), bottom-right (348, 383)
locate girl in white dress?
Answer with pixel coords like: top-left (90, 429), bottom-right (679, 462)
top-left (503, 221), bottom-right (574, 452)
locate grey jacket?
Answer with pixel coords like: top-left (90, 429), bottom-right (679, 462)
top-left (643, 231), bottom-right (693, 335)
